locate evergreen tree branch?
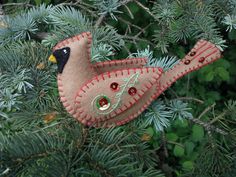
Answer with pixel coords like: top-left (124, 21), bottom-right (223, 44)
top-left (176, 97), bottom-right (204, 104)
top-left (117, 16), bottom-right (143, 31)
top-left (161, 132), bottom-right (169, 158)
top-left (95, 0), bottom-right (133, 27)
top-left (124, 4), bottom-right (134, 19)
top-left (95, 13), bottom-right (107, 27)
top-left (122, 35), bottom-right (155, 46)
top-left (198, 103), bottom-right (216, 119)
top-left (134, 0), bottom-right (157, 20)
top-left (86, 154), bottom-right (115, 177)
top-left (0, 2), bottom-right (235, 176)
top-left (0, 2), bottom-right (3, 17)
top-left (1, 2), bottom-right (33, 8)
top-left (190, 118), bottom-right (228, 135)
top-left (210, 111), bottom-right (228, 124)
top-left (187, 103), bottom-right (229, 135)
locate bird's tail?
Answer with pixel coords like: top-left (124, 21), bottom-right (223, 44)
top-left (155, 40), bottom-right (221, 97)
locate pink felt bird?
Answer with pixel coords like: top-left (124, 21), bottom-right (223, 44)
top-left (48, 32), bottom-right (221, 127)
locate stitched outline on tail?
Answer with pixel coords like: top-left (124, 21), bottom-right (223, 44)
top-left (157, 40), bottom-right (221, 95)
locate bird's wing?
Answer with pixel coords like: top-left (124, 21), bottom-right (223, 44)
top-left (94, 41), bottom-right (221, 127)
top-left (93, 58), bottom-right (147, 74)
top-left (74, 67), bottom-right (163, 125)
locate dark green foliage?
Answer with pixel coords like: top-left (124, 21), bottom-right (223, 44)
top-left (151, 0), bottom-right (226, 52)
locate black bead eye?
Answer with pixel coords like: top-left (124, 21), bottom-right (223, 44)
top-left (62, 48), bottom-right (69, 55)
top-left (53, 47), bottom-right (70, 58)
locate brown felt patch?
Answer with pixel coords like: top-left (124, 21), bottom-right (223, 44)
top-left (94, 58), bottom-right (147, 74)
top-left (56, 32), bottom-right (97, 115)
top-left (52, 32), bottom-right (221, 127)
top-left (157, 40), bottom-right (221, 96)
top-left (95, 40), bottom-right (221, 127)
top-left (74, 67), bottom-right (163, 125)
top-left (95, 83), bottom-right (160, 127)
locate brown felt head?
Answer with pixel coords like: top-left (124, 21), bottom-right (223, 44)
top-left (50, 32), bottom-right (97, 115)
top-left (50, 32), bottom-right (221, 127)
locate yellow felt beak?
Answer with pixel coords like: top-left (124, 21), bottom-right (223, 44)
top-left (48, 55), bottom-right (57, 63)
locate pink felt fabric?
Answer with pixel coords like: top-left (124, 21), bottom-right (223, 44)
top-left (52, 32), bottom-right (221, 127)
top-left (97, 40), bottom-right (221, 127)
top-left (94, 58), bottom-right (147, 74)
top-left (75, 67), bottom-right (163, 125)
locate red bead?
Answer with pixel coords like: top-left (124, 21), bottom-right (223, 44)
top-left (96, 95), bottom-right (111, 111)
top-left (158, 67), bottom-right (163, 73)
top-left (199, 57), bottom-right (205, 63)
top-left (99, 97), bottom-right (109, 107)
top-left (128, 87), bottom-right (137, 96)
top-left (190, 51), bottom-right (196, 56)
top-left (110, 82), bottom-right (119, 91)
top-left (184, 60), bottom-right (191, 65)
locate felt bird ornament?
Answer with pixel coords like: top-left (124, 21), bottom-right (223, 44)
top-left (49, 32), bottom-right (221, 127)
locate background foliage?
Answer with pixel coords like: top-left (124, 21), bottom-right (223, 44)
top-left (0, 0), bottom-right (236, 177)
